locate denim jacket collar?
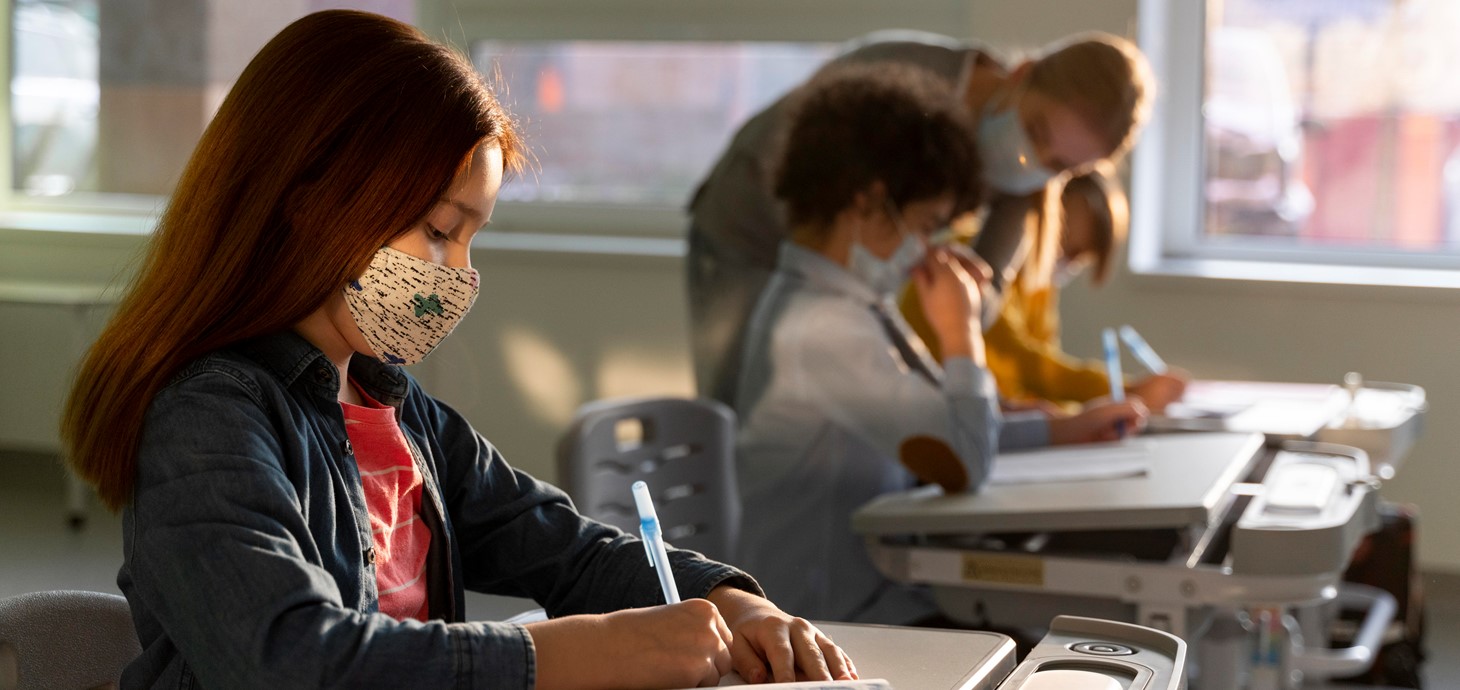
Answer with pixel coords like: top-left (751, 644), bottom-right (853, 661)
top-left (236, 330), bottom-right (409, 407)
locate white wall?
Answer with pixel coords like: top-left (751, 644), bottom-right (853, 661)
top-left (413, 247), bottom-right (696, 481)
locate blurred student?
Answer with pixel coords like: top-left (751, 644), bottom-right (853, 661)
top-left (733, 64), bottom-right (1146, 625)
top-left (60, 11), bottom-right (853, 689)
top-left (688, 30), bottom-right (1153, 410)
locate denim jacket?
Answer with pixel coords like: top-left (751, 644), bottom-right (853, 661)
top-left (118, 330), bottom-right (759, 689)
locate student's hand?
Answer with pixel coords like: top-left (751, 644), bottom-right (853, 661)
top-left (912, 249), bottom-right (990, 362)
top-left (706, 586), bottom-right (858, 684)
top-left (525, 599), bottom-right (732, 689)
top-left (1048, 398), bottom-right (1148, 444)
top-left (1128, 369), bottom-right (1190, 413)
top-left (939, 244), bottom-right (994, 288)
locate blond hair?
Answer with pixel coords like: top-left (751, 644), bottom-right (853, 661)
top-left (1018, 163), bottom-right (1129, 292)
top-left (1027, 32), bottom-right (1153, 160)
top-left (1062, 165), bottom-right (1129, 285)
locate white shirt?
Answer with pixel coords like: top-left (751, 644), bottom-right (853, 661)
top-left (734, 242), bottom-right (1049, 624)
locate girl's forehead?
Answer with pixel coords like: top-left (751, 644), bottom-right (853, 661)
top-left (443, 145), bottom-right (504, 212)
top-left (1027, 93), bottom-right (1108, 170)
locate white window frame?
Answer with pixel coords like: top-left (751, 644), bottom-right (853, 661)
top-left (1130, 0), bottom-right (1460, 289)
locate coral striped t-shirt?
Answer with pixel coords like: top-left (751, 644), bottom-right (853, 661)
top-left (342, 386), bottom-right (430, 621)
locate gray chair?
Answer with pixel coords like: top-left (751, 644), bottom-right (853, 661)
top-left (557, 396), bottom-right (741, 563)
top-left (0, 590), bottom-right (141, 690)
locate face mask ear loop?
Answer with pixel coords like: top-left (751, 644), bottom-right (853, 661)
top-left (883, 198), bottom-right (911, 244)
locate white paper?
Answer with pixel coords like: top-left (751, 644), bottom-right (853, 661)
top-left (989, 440), bottom-right (1151, 485)
top-left (706, 678), bottom-right (892, 689)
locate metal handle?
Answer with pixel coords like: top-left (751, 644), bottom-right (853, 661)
top-left (1277, 440), bottom-right (1372, 479)
top-left (1291, 583), bottom-right (1396, 677)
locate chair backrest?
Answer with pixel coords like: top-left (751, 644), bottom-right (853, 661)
top-left (0, 590), bottom-right (140, 690)
top-left (557, 396), bottom-right (740, 563)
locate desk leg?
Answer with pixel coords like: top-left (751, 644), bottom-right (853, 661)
top-left (66, 471), bottom-right (89, 530)
top-left (1137, 602), bottom-right (1188, 639)
top-left (63, 301), bottom-right (94, 531)
top-left (1138, 603), bottom-right (1196, 687)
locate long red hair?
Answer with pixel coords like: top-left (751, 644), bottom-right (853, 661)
top-left (62, 10), bottom-right (524, 511)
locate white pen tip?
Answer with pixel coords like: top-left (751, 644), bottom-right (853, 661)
top-left (631, 481), bottom-right (657, 521)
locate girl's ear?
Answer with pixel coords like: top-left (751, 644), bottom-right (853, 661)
top-left (850, 180), bottom-right (890, 219)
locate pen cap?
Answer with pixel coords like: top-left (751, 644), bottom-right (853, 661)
top-left (631, 480), bottom-right (659, 523)
top-left (1101, 328), bottom-right (1125, 402)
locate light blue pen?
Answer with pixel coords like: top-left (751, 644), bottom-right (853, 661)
top-left (1118, 325), bottom-right (1168, 375)
top-left (1102, 327), bottom-right (1126, 438)
top-left (632, 480), bottom-right (681, 604)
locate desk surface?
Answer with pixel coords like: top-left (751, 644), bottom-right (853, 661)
top-left (708, 622), bottom-right (1016, 690)
top-left (1153, 380), bottom-right (1350, 440)
top-left (853, 432), bottom-right (1266, 535)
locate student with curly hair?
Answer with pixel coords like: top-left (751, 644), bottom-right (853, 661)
top-left (733, 64), bottom-right (1145, 625)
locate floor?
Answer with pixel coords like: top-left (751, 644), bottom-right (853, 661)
top-left (2, 450), bottom-right (1456, 687)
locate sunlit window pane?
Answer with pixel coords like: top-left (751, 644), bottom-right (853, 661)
top-left (1204, 0), bottom-right (1460, 253)
top-left (13, 0), bottom-right (98, 196)
top-left (472, 40), bottom-right (836, 206)
top-left (10, 0), bottom-right (414, 200)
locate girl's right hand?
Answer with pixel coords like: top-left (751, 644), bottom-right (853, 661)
top-left (526, 598), bottom-right (734, 689)
top-left (912, 249), bottom-right (991, 362)
top-left (1048, 398), bottom-right (1149, 444)
top-left (1128, 370), bottom-right (1190, 413)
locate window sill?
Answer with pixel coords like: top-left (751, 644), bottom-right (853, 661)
top-left (0, 206), bottom-right (691, 305)
top-left (1129, 255), bottom-right (1460, 302)
top-left (0, 209), bottom-right (157, 236)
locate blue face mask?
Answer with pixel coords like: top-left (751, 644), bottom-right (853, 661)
top-left (978, 87), bottom-right (1058, 195)
top-left (849, 203), bottom-right (927, 296)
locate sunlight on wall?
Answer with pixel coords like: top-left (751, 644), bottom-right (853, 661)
top-left (595, 346), bottom-right (695, 401)
top-left (501, 326), bottom-right (582, 428)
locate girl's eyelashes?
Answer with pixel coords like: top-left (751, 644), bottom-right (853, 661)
top-left (426, 223), bottom-right (449, 241)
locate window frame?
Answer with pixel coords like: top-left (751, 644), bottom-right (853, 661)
top-left (1130, 0), bottom-right (1460, 289)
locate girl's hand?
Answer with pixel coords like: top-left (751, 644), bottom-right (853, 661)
top-left (1049, 398), bottom-right (1149, 444)
top-left (526, 598), bottom-right (732, 689)
top-left (1128, 369), bottom-right (1190, 413)
top-left (706, 586), bottom-right (858, 684)
top-left (912, 249), bottom-right (990, 362)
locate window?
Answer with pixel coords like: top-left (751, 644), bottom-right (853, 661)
top-left (12, 0), bottom-right (97, 197)
top-left (8, 0), bottom-right (973, 237)
top-left (8, 0), bottom-right (415, 204)
top-left (1132, 0), bottom-right (1460, 283)
top-left (472, 40), bottom-right (834, 207)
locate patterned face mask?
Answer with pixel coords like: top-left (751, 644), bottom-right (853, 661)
top-left (344, 247), bottom-right (479, 365)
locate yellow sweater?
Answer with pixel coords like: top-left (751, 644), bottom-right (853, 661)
top-left (901, 278), bottom-right (1111, 406)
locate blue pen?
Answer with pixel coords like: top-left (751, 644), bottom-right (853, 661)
top-left (632, 480), bottom-right (681, 604)
top-left (1118, 325), bottom-right (1168, 375)
top-left (1102, 328), bottom-right (1126, 438)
